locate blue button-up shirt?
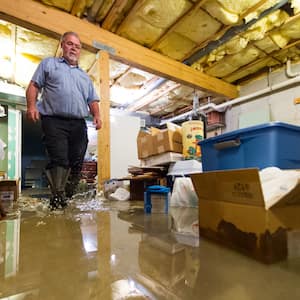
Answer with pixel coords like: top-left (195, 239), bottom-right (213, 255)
top-left (31, 57), bottom-right (99, 118)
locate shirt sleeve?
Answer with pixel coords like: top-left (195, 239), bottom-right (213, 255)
top-left (31, 58), bottom-right (47, 89)
top-left (87, 81), bottom-right (100, 103)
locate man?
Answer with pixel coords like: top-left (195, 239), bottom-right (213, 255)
top-left (26, 31), bottom-right (101, 209)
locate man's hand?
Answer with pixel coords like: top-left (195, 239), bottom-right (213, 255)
top-left (93, 116), bottom-right (102, 130)
top-left (26, 107), bottom-right (40, 122)
top-left (26, 81), bottom-right (40, 122)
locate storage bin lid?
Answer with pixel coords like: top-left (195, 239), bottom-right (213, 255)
top-left (199, 122), bottom-right (300, 145)
top-left (146, 185), bottom-right (170, 193)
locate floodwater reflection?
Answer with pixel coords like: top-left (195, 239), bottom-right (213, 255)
top-left (0, 197), bottom-right (300, 299)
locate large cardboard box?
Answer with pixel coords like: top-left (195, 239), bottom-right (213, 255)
top-left (191, 169), bottom-right (300, 263)
top-left (137, 131), bottom-right (154, 159)
top-left (137, 127), bottom-right (182, 159)
top-left (153, 129), bottom-right (182, 155)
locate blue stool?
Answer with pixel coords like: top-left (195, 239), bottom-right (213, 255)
top-left (144, 185), bottom-right (170, 214)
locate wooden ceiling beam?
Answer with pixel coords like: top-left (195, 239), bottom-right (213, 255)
top-left (0, 0), bottom-right (238, 99)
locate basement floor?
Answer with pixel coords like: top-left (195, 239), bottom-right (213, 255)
top-left (0, 190), bottom-right (300, 300)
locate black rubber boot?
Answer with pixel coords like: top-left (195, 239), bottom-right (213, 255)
top-left (46, 167), bottom-right (70, 210)
top-left (65, 174), bottom-right (81, 198)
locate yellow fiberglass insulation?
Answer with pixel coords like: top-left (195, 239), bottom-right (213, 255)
top-left (118, 0), bottom-right (191, 47)
top-left (40, 0), bottom-right (74, 12)
top-left (205, 46), bottom-right (264, 77)
top-left (193, 9), bottom-right (288, 68)
top-left (254, 36), bottom-right (280, 53)
top-left (242, 10), bottom-right (288, 41)
top-left (290, 0), bottom-right (300, 14)
top-left (202, 0), bottom-right (239, 25)
top-left (206, 37), bottom-right (248, 64)
top-left (280, 17), bottom-right (300, 40)
top-left (244, 0), bottom-right (281, 23)
top-left (138, 0), bottom-right (191, 28)
top-left (175, 8), bottom-right (222, 44)
top-left (155, 32), bottom-right (197, 60)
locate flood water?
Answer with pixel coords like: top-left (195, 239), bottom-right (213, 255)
top-left (0, 191), bottom-right (300, 299)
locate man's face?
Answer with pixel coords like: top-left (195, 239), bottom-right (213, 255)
top-left (61, 34), bottom-right (81, 65)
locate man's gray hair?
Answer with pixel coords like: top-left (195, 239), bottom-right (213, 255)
top-left (61, 32), bottom-right (81, 43)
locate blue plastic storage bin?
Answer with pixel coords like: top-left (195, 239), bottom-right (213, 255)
top-left (199, 122), bottom-right (300, 171)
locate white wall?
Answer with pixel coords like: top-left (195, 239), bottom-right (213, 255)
top-left (87, 114), bottom-right (141, 179)
top-left (110, 114), bottom-right (140, 178)
top-left (224, 62), bottom-right (300, 132)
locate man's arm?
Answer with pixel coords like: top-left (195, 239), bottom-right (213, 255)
top-left (89, 101), bottom-right (102, 130)
top-left (26, 81), bottom-right (40, 122)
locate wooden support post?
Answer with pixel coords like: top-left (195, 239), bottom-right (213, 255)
top-left (97, 51), bottom-right (111, 191)
top-left (97, 211), bottom-right (112, 295)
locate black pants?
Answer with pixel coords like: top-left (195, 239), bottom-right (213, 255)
top-left (41, 116), bottom-right (88, 177)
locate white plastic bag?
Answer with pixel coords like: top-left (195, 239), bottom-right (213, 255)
top-left (109, 187), bottom-right (130, 201)
top-left (170, 177), bottom-right (198, 207)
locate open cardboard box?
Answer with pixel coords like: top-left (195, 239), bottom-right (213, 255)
top-left (191, 168), bottom-right (300, 263)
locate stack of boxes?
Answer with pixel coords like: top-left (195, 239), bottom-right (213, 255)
top-left (137, 124), bottom-right (183, 163)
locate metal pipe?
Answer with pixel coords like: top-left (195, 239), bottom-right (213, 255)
top-left (286, 60), bottom-right (300, 78)
top-left (160, 74), bottom-right (300, 124)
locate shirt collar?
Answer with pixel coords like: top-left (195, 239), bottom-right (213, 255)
top-left (58, 57), bottom-right (79, 68)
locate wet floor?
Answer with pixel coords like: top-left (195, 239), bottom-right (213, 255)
top-left (1, 190), bottom-right (300, 300)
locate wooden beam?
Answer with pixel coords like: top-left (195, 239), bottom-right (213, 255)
top-left (0, 0), bottom-right (238, 99)
top-left (97, 51), bottom-right (111, 188)
top-left (11, 24), bottom-right (17, 83)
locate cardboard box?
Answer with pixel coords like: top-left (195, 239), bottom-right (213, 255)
top-left (153, 129), bottom-right (182, 155)
top-left (137, 131), bottom-right (154, 159)
top-left (191, 169), bottom-right (300, 263)
top-left (137, 127), bottom-right (182, 159)
top-left (0, 180), bottom-right (19, 202)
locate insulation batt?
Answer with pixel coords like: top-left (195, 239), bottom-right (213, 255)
top-left (290, 0), bottom-right (300, 14)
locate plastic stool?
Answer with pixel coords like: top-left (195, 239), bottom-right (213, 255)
top-left (144, 185), bottom-right (170, 214)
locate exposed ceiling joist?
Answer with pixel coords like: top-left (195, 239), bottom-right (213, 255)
top-left (0, 0), bottom-right (238, 99)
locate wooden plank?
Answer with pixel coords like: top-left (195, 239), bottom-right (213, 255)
top-left (0, 0), bottom-right (238, 99)
top-left (97, 51), bottom-right (111, 188)
top-left (11, 24), bottom-right (16, 83)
